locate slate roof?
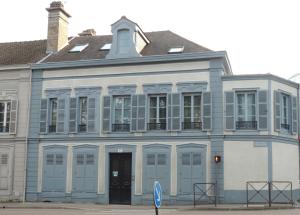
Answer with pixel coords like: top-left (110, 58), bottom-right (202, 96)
top-left (0, 40), bottom-right (47, 65)
top-left (44, 31), bottom-right (211, 63)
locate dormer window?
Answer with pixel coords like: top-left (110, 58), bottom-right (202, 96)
top-left (117, 29), bottom-right (130, 54)
top-left (168, 46), bottom-right (184, 54)
top-left (100, 43), bottom-right (112, 51)
top-left (69, 43), bottom-right (89, 52)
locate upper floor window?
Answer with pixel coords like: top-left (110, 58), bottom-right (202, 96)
top-left (236, 92), bottom-right (257, 130)
top-left (49, 98), bottom-right (57, 133)
top-left (148, 95), bottom-right (166, 130)
top-left (79, 97), bottom-right (88, 132)
top-left (182, 94), bottom-right (201, 129)
top-left (117, 29), bottom-right (130, 54)
top-left (0, 101), bottom-right (10, 133)
top-left (281, 94), bottom-right (290, 130)
top-left (113, 96), bottom-right (131, 132)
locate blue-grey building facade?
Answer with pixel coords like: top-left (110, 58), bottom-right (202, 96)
top-left (25, 2), bottom-right (300, 205)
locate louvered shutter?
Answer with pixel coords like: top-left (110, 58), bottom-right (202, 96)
top-left (258, 90), bottom-right (268, 130)
top-left (224, 92), bottom-right (235, 130)
top-left (103, 96), bottom-right (111, 132)
top-left (137, 94), bottom-right (146, 131)
top-left (88, 97), bottom-right (96, 132)
top-left (274, 91), bottom-right (281, 132)
top-left (69, 97), bottom-right (77, 133)
top-left (292, 96), bottom-right (298, 135)
top-left (40, 99), bottom-right (48, 133)
top-left (131, 95), bottom-right (138, 132)
top-left (57, 98), bottom-right (65, 133)
top-left (167, 94), bottom-right (172, 130)
top-left (9, 100), bottom-right (18, 134)
top-left (171, 93), bottom-right (181, 130)
top-left (202, 92), bottom-right (212, 131)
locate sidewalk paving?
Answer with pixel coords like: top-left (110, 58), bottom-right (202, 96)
top-left (0, 202), bottom-right (298, 211)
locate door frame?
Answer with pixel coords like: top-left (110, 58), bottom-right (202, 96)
top-left (105, 144), bottom-right (136, 204)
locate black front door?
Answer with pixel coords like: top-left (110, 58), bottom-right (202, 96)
top-left (109, 153), bottom-right (132, 204)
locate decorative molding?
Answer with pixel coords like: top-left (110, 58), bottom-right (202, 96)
top-left (45, 88), bottom-right (71, 97)
top-left (176, 82), bottom-right (207, 93)
top-left (0, 89), bottom-right (17, 100)
top-left (143, 83), bottom-right (172, 94)
top-left (75, 87), bottom-right (102, 96)
top-left (108, 85), bottom-right (136, 95)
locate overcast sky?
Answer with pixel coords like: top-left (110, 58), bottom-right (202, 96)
top-left (1, 0), bottom-right (299, 79)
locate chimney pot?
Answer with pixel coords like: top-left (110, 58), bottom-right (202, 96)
top-left (79, 29), bottom-right (96, 37)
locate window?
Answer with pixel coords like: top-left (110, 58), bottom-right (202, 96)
top-left (46, 154), bottom-right (54, 165)
top-left (55, 154), bottom-right (63, 165)
top-left (100, 43), bottom-right (111, 51)
top-left (183, 94), bottom-right (201, 129)
top-left (86, 154), bottom-right (95, 165)
top-left (182, 153), bottom-right (190, 165)
top-left (117, 29), bottom-right (130, 54)
top-left (147, 154), bottom-right (155, 165)
top-left (69, 44), bottom-right (89, 52)
top-left (157, 154), bottom-right (166, 165)
top-left (236, 92), bottom-right (256, 130)
top-left (148, 95), bottom-right (167, 130)
top-left (79, 97), bottom-right (88, 132)
top-left (0, 101), bottom-right (11, 133)
top-left (76, 154), bottom-right (84, 165)
top-left (168, 46), bottom-right (184, 54)
top-left (49, 98), bottom-right (57, 132)
top-left (113, 96), bottom-right (131, 132)
top-left (193, 153), bottom-right (201, 165)
top-left (281, 94), bottom-right (290, 130)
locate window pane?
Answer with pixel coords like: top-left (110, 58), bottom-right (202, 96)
top-left (159, 118), bottom-right (166, 124)
top-left (194, 107), bottom-right (201, 119)
top-left (247, 93), bottom-right (255, 105)
top-left (114, 110), bottom-right (122, 123)
top-left (6, 102), bottom-right (10, 112)
top-left (159, 97), bottom-right (166, 107)
top-left (194, 95), bottom-right (201, 106)
top-left (157, 154), bottom-right (166, 165)
top-left (123, 110), bottom-right (130, 123)
top-left (114, 97), bottom-right (123, 109)
top-left (46, 154), bottom-right (54, 165)
top-left (80, 97), bottom-right (87, 125)
top-left (56, 154), bottom-right (63, 165)
top-left (50, 99), bottom-right (57, 125)
top-left (124, 97), bottom-right (131, 109)
top-left (150, 97), bottom-right (157, 107)
top-left (147, 154), bottom-right (155, 165)
top-left (150, 108), bottom-right (157, 119)
top-left (0, 113), bottom-right (3, 122)
top-left (184, 96), bottom-right (191, 106)
top-left (237, 94), bottom-right (244, 105)
top-left (159, 108), bottom-right (166, 118)
top-left (0, 103), bottom-right (4, 112)
top-left (184, 117), bottom-right (191, 123)
top-left (76, 154), bottom-right (84, 165)
top-left (182, 153), bottom-right (190, 165)
top-left (86, 154), bottom-right (94, 165)
top-left (184, 107), bottom-right (191, 118)
top-left (193, 153), bottom-right (201, 165)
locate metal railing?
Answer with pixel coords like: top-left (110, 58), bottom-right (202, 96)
top-left (112, 123), bottom-right (130, 132)
top-left (193, 182), bottom-right (217, 207)
top-left (48, 125), bottom-right (56, 133)
top-left (281, 124), bottom-right (290, 130)
top-left (78, 124), bottom-right (87, 132)
top-left (236, 121), bottom-right (257, 130)
top-left (182, 122), bottom-right (202, 130)
top-left (147, 123), bottom-right (166, 130)
top-left (246, 181), bottom-right (293, 207)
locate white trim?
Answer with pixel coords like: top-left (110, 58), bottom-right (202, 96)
top-left (170, 144), bottom-right (177, 196)
top-left (37, 144), bottom-right (43, 192)
top-left (66, 145), bottom-right (73, 193)
top-left (97, 144), bottom-right (105, 194)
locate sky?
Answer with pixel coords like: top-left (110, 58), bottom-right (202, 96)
top-left (0, 0), bottom-right (299, 79)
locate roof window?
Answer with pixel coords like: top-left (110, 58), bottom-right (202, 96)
top-left (168, 46), bottom-right (184, 54)
top-left (69, 44), bottom-right (89, 52)
top-left (100, 43), bottom-right (112, 51)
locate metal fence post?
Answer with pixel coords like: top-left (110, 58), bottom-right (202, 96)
top-left (268, 181), bottom-right (271, 207)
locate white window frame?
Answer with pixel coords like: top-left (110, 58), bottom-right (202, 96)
top-left (113, 96), bottom-right (131, 124)
top-left (236, 91), bottom-right (256, 122)
top-left (182, 93), bottom-right (202, 123)
top-left (79, 96), bottom-right (88, 132)
top-left (148, 95), bottom-right (167, 124)
top-left (0, 101), bottom-right (11, 133)
top-left (49, 98), bottom-right (58, 130)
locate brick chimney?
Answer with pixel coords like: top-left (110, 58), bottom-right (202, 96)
top-left (46, 1), bottom-right (71, 53)
top-left (79, 29), bottom-right (96, 36)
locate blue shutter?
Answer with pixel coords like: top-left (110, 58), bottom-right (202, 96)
top-left (171, 93), bottom-right (181, 130)
top-left (202, 92), bottom-right (211, 131)
top-left (9, 100), bottom-right (18, 134)
top-left (103, 96), bottom-right (111, 132)
top-left (88, 97), bottom-right (96, 133)
top-left (137, 95), bottom-right (146, 131)
top-left (292, 96), bottom-right (297, 135)
top-left (69, 97), bottom-right (77, 133)
top-left (224, 91), bottom-right (235, 130)
top-left (258, 90), bottom-right (268, 130)
top-left (57, 99), bottom-right (65, 133)
top-left (40, 99), bottom-right (48, 133)
top-left (274, 91), bottom-right (281, 132)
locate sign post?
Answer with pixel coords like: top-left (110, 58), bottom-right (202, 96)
top-left (153, 181), bottom-right (162, 215)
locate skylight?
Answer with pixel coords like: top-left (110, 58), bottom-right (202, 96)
top-left (168, 46), bottom-right (184, 54)
top-left (100, 43), bottom-right (112, 51)
top-left (69, 43), bottom-right (89, 52)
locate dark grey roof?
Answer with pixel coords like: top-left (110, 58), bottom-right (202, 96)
top-left (44, 31), bottom-right (211, 63)
top-left (0, 40), bottom-right (47, 65)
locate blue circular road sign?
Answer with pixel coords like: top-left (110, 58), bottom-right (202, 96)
top-left (153, 181), bottom-right (162, 208)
